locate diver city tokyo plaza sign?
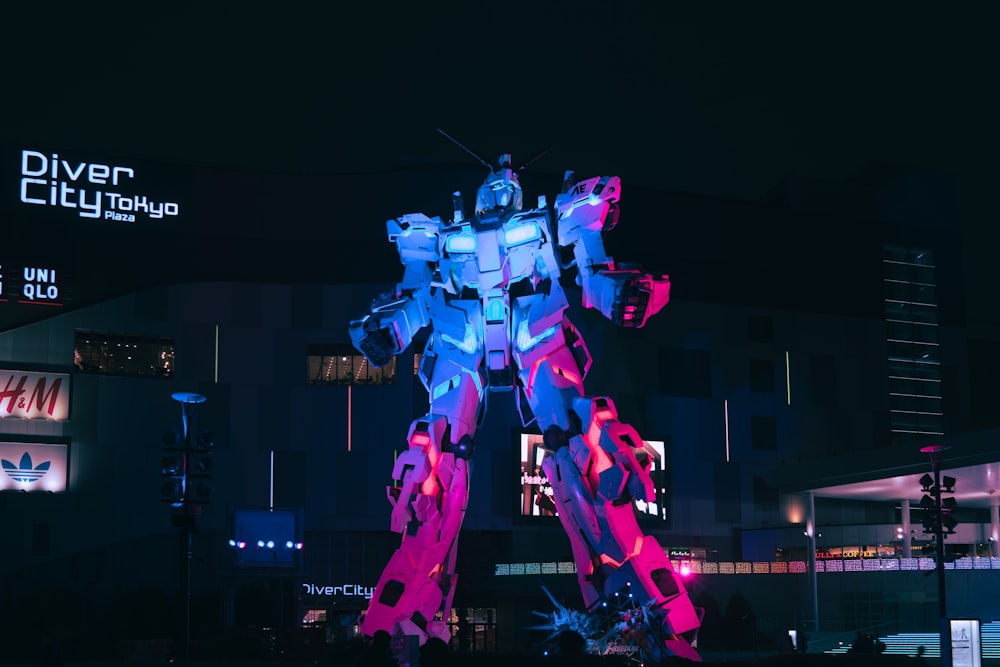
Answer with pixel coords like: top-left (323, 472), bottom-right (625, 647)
top-left (19, 149), bottom-right (180, 222)
top-left (0, 370), bottom-right (70, 420)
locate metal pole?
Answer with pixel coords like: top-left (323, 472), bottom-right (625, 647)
top-left (806, 491), bottom-right (819, 633)
top-left (171, 392), bottom-right (206, 662)
top-left (902, 499), bottom-right (912, 559)
top-left (182, 399), bottom-right (192, 662)
top-left (990, 502), bottom-right (999, 558)
top-left (922, 444), bottom-right (951, 667)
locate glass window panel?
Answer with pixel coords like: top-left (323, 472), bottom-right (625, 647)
top-left (74, 330), bottom-right (174, 378)
top-left (306, 344), bottom-right (396, 386)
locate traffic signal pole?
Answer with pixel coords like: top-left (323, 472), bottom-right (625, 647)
top-left (170, 392), bottom-right (207, 662)
top-left (921, 444), bottom-right (951, 667)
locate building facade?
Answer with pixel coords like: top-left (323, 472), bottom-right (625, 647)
top-left (1, 143), bottom-right (997, 658)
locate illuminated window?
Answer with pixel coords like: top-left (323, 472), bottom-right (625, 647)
top-left (883, 246), bottom-right (943, 446)
top-left (306, 344), bottom-right (396, 386)
top-left (73, 330), bottom-right (174, 377)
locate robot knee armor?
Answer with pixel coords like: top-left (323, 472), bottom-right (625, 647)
top-left (452, 434), bottom-right (475, 459)
top-left (542, 424), bottom-right (569, 451)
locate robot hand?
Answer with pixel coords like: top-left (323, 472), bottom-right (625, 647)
top-left (355, 318), bottom-right (396, 367)
top-left (599, 269), bottom-right (670, 328)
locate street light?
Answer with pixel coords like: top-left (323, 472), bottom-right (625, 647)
top-left (163, 391), bottom-right (212, 661)
top-left (920, 444), bottom-right (953, 667)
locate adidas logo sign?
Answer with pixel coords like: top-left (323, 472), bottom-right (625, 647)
top-left (2, 452), bottom-right (51, 483)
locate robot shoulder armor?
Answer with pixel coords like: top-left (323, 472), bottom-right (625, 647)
top-left (554, 175), bottom-right (622, 212)
top-left (387, 213), bottom-right (442, 262)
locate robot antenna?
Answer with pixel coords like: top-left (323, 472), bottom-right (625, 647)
top-left (518, 145), bottom-right (554, 173)
top-left (436, 128), bottom-right (491, 171)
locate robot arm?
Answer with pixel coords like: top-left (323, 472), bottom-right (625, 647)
top-left (582, 266), bottom-right (671, 328)
top-left (349, 214), bottom-right (439, 366)
top-left (555, 174), bottom-right (670, 328)
top-left (349, 290), bottom-right (429, 367)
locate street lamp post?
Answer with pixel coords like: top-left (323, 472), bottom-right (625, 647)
top-left (920, 444), bottom-right (952, 667)
top-left (167, 391), bottom-right (208, 661)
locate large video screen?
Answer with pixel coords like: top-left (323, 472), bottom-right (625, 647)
top-left (518, 433), bottom-right (669, 522)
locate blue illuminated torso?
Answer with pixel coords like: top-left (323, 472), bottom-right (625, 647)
top-left (431, 208), bottom-right (568, 387)
top-left (441, 211), bottom-right (556, 291)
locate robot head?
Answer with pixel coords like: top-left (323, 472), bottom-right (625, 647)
top-left (475, 154), bottom-right (523, 216)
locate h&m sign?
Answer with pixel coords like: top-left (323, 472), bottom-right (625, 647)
top-left (0, 370), bottom-right (70, 420)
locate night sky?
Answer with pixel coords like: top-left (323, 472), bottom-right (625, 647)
top-left (3, 3), bottom-right (998, 325)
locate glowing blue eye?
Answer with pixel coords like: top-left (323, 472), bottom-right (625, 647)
top-left (446, 233), bottom-right (477, 253)
top-left (504, 222), bottom-right (541, 246)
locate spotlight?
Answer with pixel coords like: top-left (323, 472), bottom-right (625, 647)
top-left (257, 540), bottom-right (265, 549)
top-left (196, 429), bottom-right (215, 450)
top-left (160, 479), bottom-right (185, 505)
top-left (228, 539), bottom-right (237, 547)
top-left (191, 456), bottom-right (212, 476)
top-left (286, 540), bottom-right (295, 550)
top-left (161, 456), bottom-right (183, 476)
top-left (266, 540), bottom-right (275, 549)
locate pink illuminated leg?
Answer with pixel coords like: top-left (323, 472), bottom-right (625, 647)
top-left (360, 414), bottom-right (470, 644)
top-left (539, 396), bottom-right (702, 661)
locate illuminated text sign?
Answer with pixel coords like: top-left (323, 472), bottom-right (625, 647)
top-left (301, 583), bottom-right (374, 599)
top-left (0, 370), bottom-right (70, 420)
top-left (0, 442), bottom-right (68, 492)
top-left (19, 149), bottom-right (180, 222)
top-left (0, 264), bottom-right (64, 306)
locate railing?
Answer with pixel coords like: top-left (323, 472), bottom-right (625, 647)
top-left (822, 620), bottom-right (1000, 659)
top-left (494, 556), bottom-right (1000, 576)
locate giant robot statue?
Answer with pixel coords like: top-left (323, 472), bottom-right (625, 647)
top-left (349, 150), bottom-right (702, 660)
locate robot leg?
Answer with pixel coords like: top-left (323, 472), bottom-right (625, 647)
top-left (360, 414), bottom-right (470, 644)
top-left (540, 396), bottom-right (702, 661)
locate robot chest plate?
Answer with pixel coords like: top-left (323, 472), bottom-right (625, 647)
top-left (445, 218), bottom-right (547, 291)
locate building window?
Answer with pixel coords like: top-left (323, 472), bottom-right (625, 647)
top-left (74, 330), bottom-right (174, 377)
top-left (810, 353), bottom-right (836, 407)
top-left (714, 462), bottom-right (742, 523)
top-left (307, 344), bottom-right (396, 386)
top-left (752, 476), bottom-right (779, 513)
top-left (32, 523), bottom-right (50, 557)
top-left (883, 246), bottom-right (943, 445)
top-left (658, 347), bottom-right (712, 399)
top-left (751, 415), bottom-right (777, 450)
top-left (747, 315), bottom-right (773, 343)
top-left (749, 359), bottom-right (775, 393)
